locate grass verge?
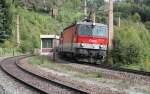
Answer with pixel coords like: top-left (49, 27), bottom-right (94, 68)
top-left (28, 56), bottom-right (102, 79)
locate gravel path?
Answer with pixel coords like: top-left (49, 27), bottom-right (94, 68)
top-left (0, 57), bottom-right (40, 94)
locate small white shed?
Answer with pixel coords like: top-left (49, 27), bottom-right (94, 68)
top-left (40, 35), bottom-right (59, 55)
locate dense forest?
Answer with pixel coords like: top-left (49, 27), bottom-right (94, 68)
top-left (113, 0), bottom-right (150, 70)
top-left (0, 0), bottom-right (150, 70)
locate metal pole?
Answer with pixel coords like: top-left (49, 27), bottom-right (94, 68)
top-left (43, 0), bottom-right (46, 10)
top-left (118, 16), bottom-right (120, 27)
top-left (16, 14), bottom-right (20, 48)
top-left (84, 0), bottom-right (87, 18)
top-left (108, 0), bottom-right (113, 49)
top-left (93, 11), bottom-right (96, 24)
top-left (53, 38), bottom-right (56, 62)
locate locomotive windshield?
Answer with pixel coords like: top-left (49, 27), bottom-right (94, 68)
top-left (79, 24), bottom-right (107, 37)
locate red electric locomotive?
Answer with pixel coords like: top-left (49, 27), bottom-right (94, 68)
top-left (58, 20), bottom-right (108, 63)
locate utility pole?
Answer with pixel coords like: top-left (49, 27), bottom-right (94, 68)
top-left (16, 14), bottom-right (20, 48)
top-left (84, 0), bottom-right (87, 18)
top-left (93, 11), bottom-right (96, 24)
top-left (118, 16), bottom-right (120, 27)
top-left (108, 0), bottom-right (113, 49)
top-left (43, 0), bottom-right (46, 10)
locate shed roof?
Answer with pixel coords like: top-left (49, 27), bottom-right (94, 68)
top-left (40, 35), bottom-right (59, 39)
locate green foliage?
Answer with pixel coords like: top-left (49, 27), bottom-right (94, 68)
top-left (132, 13), bottom-right (141, 22)
top-left (114, 1), bottom-right (150, 22)
top-left (0, 0), bottom-right (12, 44)
top-left (2, 40), bottom-right (13, 48)
top-left (144, 21), bottom-right (150, 31)
top-left (113, 1), bottom-right (150, 68)
top-left (12, 0), bottom-right (87, 51)
top-left (17, 8), bottom-right (62, 52)
top-left (113, 20), bottom-right (150, 66)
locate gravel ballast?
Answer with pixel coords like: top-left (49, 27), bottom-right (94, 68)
top-left (24, 56), bottom-right (150, 94)
top-left (0, 57), bottom-right (40, 94)
top-left (19, 58), bottom-right (124, 94)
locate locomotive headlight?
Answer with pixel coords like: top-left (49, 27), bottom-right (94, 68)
top-left (99, 45), bottom-right (103, 49)
top-left (100, 45), bottom-right (105, 49)
top-left (99, 45), bottom-right (107, 50)
top-left (80, 43), bottom-right (84, 47)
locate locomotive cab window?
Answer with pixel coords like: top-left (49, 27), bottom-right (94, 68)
top-left (79, 25), bottom-right (92, 36)
top-left (78, 24), bottom-right (107, 37)
top-left (93, 26), bottom-right (107, 37)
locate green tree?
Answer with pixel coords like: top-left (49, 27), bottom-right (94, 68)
top-left (113, 20), bottom-right (150, 66)
top-left (0, 0), bottom-right (11, 45)
top-left (132, 13), bottom-right (141, 22)
top-left (145, 21), bottom-right (150, 31)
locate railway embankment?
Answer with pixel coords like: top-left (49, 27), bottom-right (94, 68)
top-left (19, 56), bottom-right (150, 94)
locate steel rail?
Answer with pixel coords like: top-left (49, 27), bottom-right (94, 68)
top-left (0, 56), bottom-right (89, 94)
top-left (57, 55), bottom-right (150, 77)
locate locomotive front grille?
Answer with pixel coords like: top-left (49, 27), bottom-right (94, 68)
top-left (76, 48), bottom-right (106, 58)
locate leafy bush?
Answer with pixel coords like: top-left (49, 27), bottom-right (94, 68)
top-left (113, 20), bottom-right (150, 66)
top-left (145, 21), bottom-right (150, 31)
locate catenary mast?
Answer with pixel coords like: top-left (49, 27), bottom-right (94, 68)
top-left (108, 0), bottom-right (113, 49)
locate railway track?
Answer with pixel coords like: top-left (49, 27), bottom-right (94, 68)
top-left (76, 61), bottom-right (150, 77)
top-left (0, 56), bottom-right (89, 94)
top-left (58, 55), bottom-right (150, 77)
top-left (53, 55), bottom-right (150, 85)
